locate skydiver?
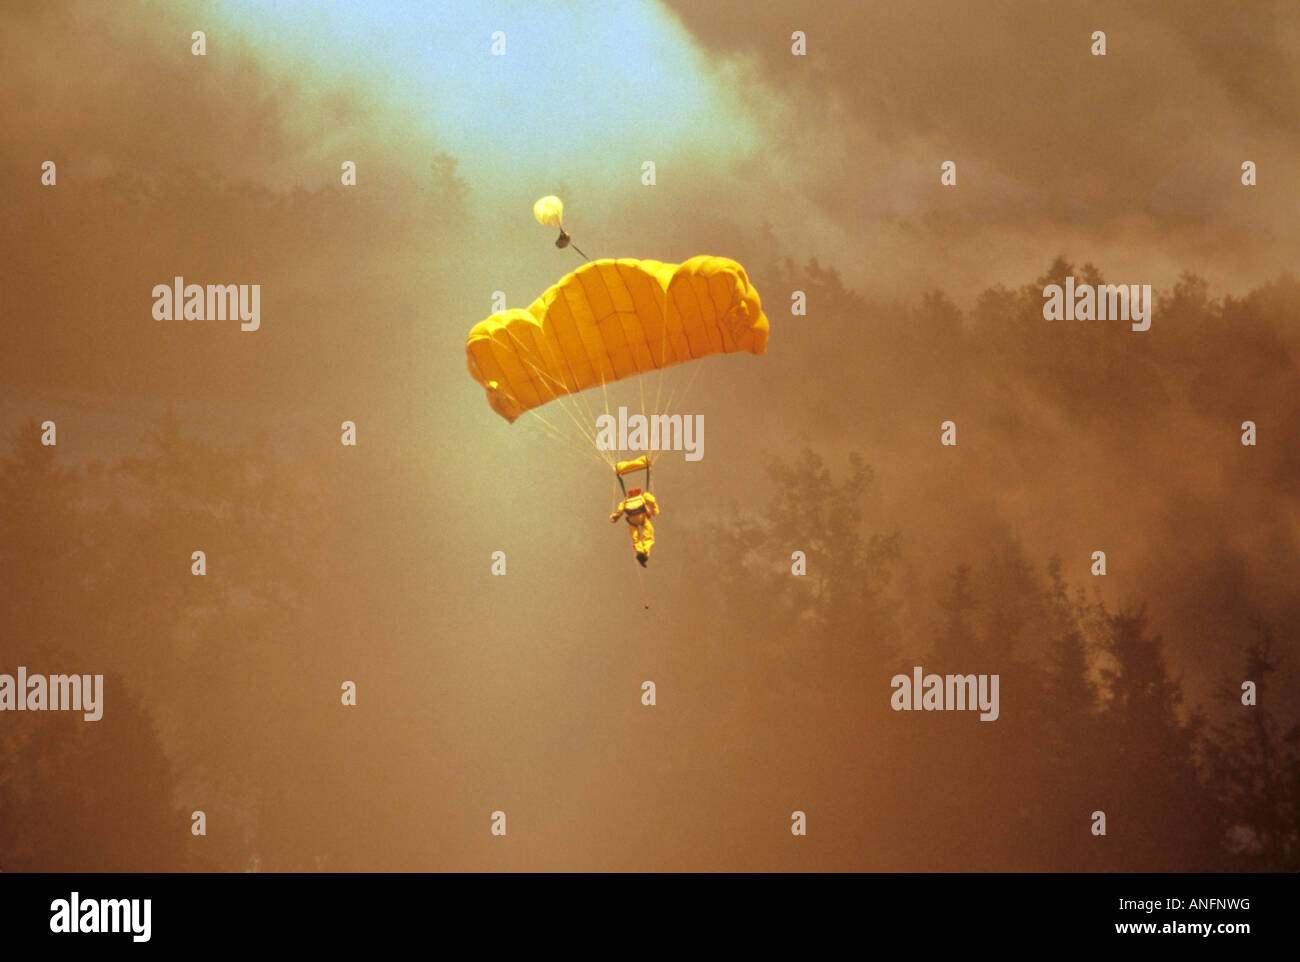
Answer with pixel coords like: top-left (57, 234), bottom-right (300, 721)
top-left (610, 486), bottom-right (659, 567)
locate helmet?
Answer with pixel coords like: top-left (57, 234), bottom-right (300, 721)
top-left (628, 487), bottom-right (642, 496)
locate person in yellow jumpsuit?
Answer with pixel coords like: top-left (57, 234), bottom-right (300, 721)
top-left (610, 487), bottom-right (659, 566)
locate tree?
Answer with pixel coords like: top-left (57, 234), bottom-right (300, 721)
top-left (1204, 625), bottom-right (1300, 870)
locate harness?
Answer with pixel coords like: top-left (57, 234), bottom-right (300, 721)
top-left (615, 460), bottom-right (653, 523)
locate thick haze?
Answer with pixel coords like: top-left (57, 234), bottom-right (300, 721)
top-left (1, 0), bottom-right (1296, 870)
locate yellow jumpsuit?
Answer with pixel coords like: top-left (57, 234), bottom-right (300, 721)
top-left (610, 492), bottom-right (659, 560)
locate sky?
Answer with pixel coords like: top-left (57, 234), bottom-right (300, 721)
top-left (2, 0), bottom-right (1297, 871)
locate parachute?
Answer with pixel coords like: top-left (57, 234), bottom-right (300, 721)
top-left (471, 199), bottom-right (768, 598)
top-left (533, 195), bottom-right (564, 230)
top-left (465, 256), bottom-right (768, 423)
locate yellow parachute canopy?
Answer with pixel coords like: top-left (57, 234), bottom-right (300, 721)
top-left (466, 256), bottom-right (768, 423)
top-left (533, 195), bottom-right (564, 230)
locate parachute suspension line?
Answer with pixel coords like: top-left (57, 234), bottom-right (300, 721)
top-left (569, 242), bottom-right (590, 262)
top-left (637, 368), bottom-right (654, 492)
top-left (519, 322), bottom-right (608, 470)
top-left (524, 409), bottom-right (607, 469)
top-left (524, 409), bottom-right (608, 470)
top-left (630, 266), bottom-right (668, 496)
top-left (538, 424), bottom-right (592, 467)
top-left (652, 270), bottom-right (670, 426)
top-left (568, 363), bottom-right (615, 470)
top-left (565, 372), bottom-right (597, 438)
top-left (500, 326), bottom-right (609, 461)
top-left (600, 365), bottom-right (612, 431)
top-left (593, 365), bottom-right (613, 468)
top-left (599, 369), bottom-right (618, 471)
top-left (662, 354), bottom-right (706, 427)
top-left (567, 389), bottom-right (616, 470)
top-left (520, 381), bottom-right (608, 470)
top-left (529, 379), bottom-right (600, 459)
top-left (638, 357), bottom-right (647, 431)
